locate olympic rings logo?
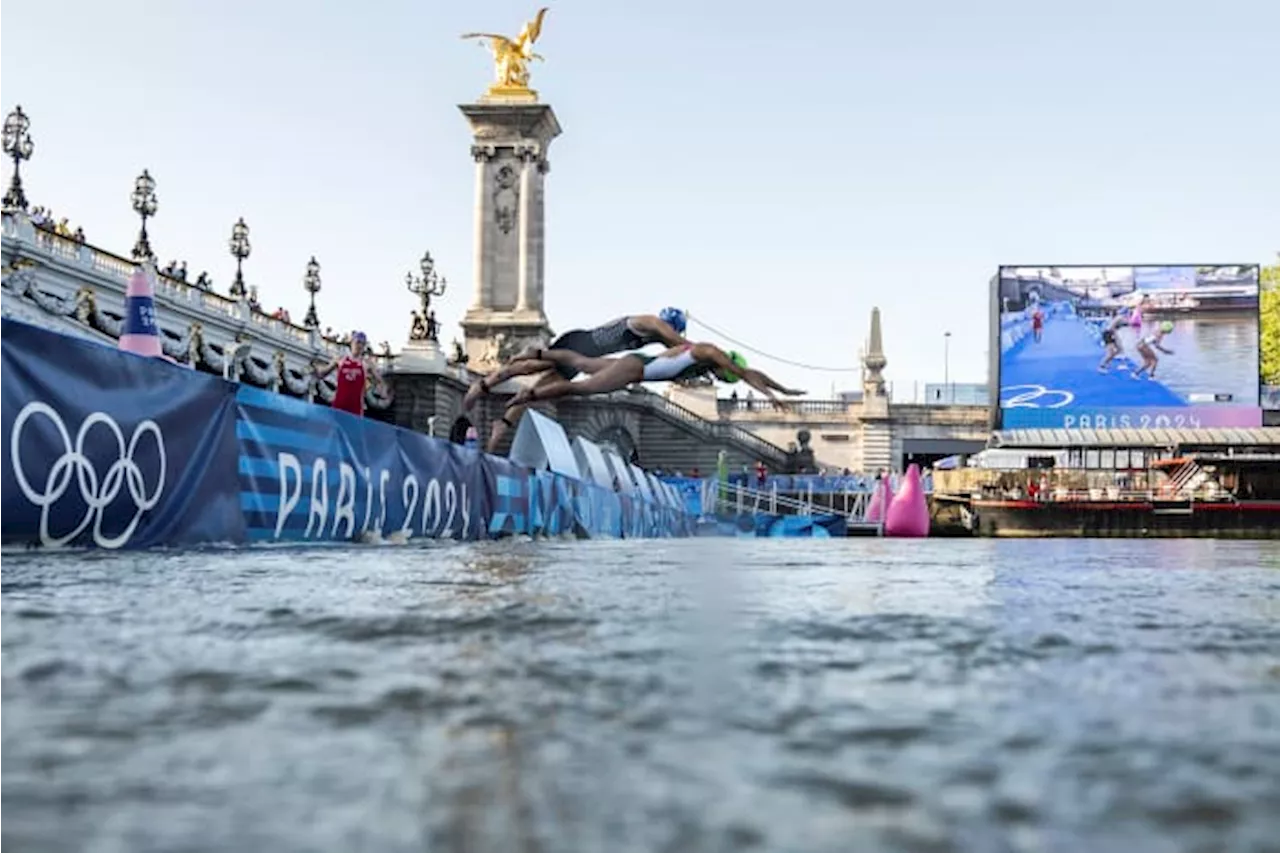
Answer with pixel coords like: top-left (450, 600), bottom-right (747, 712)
top-left (8, 402), bottom-right (166, 548)
top-left (1000, 384), bottom-right (1076, 409)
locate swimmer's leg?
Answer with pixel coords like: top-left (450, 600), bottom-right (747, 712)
top-left (486, 371), bottom-right (559, 451)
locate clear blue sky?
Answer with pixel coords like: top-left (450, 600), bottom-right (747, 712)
top-left (3, 0), bottom-right (1277, 400)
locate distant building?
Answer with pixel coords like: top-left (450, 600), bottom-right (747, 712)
top-left (923, 383), bottom-right (989, 406)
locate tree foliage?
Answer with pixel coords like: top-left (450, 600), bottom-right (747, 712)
top-left (1262, 255), bottom-right (1280, 385)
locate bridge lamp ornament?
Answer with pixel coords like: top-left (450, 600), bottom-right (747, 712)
top-left (228, 217), bottom-right (251, 298)
top-left (130, 170), bottom-right (159, 260)
top-left (302, 256), bottom-right (322, 329)
top-left (406, 250), bottom-right (446, 341)
top-left (2, 105), bottom-right (35, 211)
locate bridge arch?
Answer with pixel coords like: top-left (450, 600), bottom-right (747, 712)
top-left (448, 415), bottom-right (474, 445)
top-left (594, 423), bottom-right (638, 465)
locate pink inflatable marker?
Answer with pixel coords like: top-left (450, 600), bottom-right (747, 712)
top-left (864, 476), bottom-right (892, 524)
top-left (884, 463), bottom-right (930, 538)
top-left (118, 264), bottom-right (164, 358)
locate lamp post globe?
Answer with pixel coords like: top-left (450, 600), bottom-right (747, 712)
top-left (2, 105), bottom-right (35, 212)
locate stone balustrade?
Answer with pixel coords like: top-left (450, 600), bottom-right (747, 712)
top-left (1, 210), bottom-right (395, 411)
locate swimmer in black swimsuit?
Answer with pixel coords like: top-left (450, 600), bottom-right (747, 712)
top-left (1097, 310), bottom-right (1128, 372)
top-left (464, 309), bottom-right (689, 451)
top-left (502, 342), bottom-right (804, 414)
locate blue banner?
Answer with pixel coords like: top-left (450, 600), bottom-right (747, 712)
top-left (236, 386), bottom-right (489, 542)
top-left (2, 319), bottom-right (240, 548)
top-left (2, 319), bottom-right (697, 549)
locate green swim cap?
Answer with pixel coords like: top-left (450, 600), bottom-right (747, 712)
top-left (720, 350), bottom-right (748, 383)
top-left (1160, 320), bottom-right (1174, 333)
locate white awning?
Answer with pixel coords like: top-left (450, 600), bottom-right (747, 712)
top-left (992, 428), bottom-right (1280, 449)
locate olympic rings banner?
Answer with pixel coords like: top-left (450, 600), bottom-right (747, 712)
top-left (2, 319), bottom-right (693, 550)
top-left (2, 319), bottom-right (241, 548)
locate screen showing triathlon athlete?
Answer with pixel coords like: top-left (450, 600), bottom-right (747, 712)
top-left (996, 265), bottom-right (1261, 429)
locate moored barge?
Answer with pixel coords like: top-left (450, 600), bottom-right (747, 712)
top-left (933, 428), bottom-right (1280, 538)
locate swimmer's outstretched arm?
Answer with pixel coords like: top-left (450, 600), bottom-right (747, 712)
top-left (742, 366), bottom-right (805, 396)
top-left (695, 345), bottom-right (804, 404)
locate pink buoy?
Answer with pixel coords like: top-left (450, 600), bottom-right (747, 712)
top-left (864, 476), bottom-right (892, 524)
top-left (118, 264), bottom-right (164, 358)
top-left (884, 464), bottom-right (930, 538)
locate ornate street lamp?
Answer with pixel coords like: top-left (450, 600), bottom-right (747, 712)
top-left (2, 106), bottom-right (35, 211)
top-left (228, 217), bottom-right (250, 298)
top-left (130, 169), bottom-right (158, 260)
top-left (302, 256), bottom-right (322, 329)
top-left (406, 250), bottom-right (446, 341)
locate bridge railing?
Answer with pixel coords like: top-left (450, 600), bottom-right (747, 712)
top-left (718, 398), bottom-right (851, 415)
top-left (711, 481), bottom-right (880, 531)
top-left (4, 212), bottom-right (377, 360)
top-left (663, 476), bottom-right (893, 526)
top-left (632, 390), bottom-right (791, 465)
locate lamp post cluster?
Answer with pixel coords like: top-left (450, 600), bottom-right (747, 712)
top-left (129, 170), bottom-right (158, 260)
top-left (2, 106), bottom-right (34, 211)
top-left (5, 107), bottom-right (453, 345)
top-left (228, 217), bottom-right (250, 298)
top-left (406, 251), bottom-right (446, 342)
top-left (303, 256), bottom-right (322, 329)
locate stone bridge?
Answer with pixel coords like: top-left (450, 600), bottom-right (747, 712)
top-left (385, 371), bottom-right (794, 475)
top-left (660, 385), bottom-right (990, 474)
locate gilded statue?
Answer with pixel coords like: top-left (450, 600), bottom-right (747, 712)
top-left (462, 8), bottom-right (548, 96)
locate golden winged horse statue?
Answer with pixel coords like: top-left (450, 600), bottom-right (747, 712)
top-left (462, 8), bottom-right (549, 94)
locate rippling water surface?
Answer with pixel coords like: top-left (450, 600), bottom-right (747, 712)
top-left (4, 539), bottom-right (1280, 853)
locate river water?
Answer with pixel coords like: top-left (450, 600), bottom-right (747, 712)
top-left (4, 539), bottom-right (1280, 853)
top-left (1129, 315), bottom-right (1259, 405)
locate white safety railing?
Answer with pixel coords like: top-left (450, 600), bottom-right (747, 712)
top-left (713, 481), bottom-right (879, 529)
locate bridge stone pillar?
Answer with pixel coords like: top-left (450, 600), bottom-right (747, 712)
top-left (860, 306), bottom-right (893, 473)
top-left (458, 102), bottom-right (561, 370)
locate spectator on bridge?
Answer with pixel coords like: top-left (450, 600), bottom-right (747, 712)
top-left (313, 331), bottom-right (385, 418)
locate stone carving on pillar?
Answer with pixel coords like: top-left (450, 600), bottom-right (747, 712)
top-left (493, 163), bottom-right (518, 235)
top-left (459, 99), bottom-right (561, 369)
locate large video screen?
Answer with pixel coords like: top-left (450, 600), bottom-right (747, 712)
top-left (996, 265), bottom-right (1261, 429)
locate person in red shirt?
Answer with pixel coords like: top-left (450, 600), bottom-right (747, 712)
top-left (1031, 308), bottom-right (1044, 343)
top-left (313, 331), bottom-right (384, 416)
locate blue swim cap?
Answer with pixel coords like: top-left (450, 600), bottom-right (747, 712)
top-left (659, 307), bottom-right (687, 334)
top-left (351, 330), bottom-right (368, 343)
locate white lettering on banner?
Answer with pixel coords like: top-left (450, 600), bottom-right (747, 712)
top-left (9, 401), bottom-right (167, 549)
top-left (268, 450), bottom-right (474, 541)
top-left (446, 482), bottom-right (460, 536)
top-left (276, 452), bottom-right (302, 538)
top-left (1063, 412), bottom-right (1202, 430)
top-left (401, 476), bottom-right (419, 538)
top-left (305, 459), bottom-right (328, 538)
top-left (422, 479), bottom-right (441, 536)
top-left (378, 470), bottom-right (390, 533)
top-left (361, 467), bottom-right (374, 534)
top-left (458, 483), bottom-right (471, 539)
top-left (333, 463), bottom-right (357, 538)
